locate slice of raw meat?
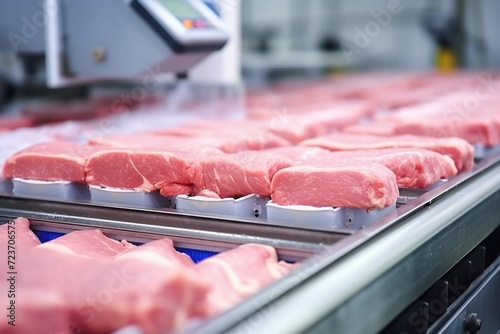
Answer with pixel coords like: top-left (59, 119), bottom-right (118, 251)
top-left (271, 162), bottom-right (398, 209)
top-left (0, 217), bottom-right (40, 247)
top-left (116, 238), bottom-right (194, 267)
top-left (89, 133), bottom-right (228, 151)
top-left (0, 116), bottom-right (35, 131)
top-left (3, 141), bottom-right (106, 182)
top-left (195, 243), bottom-right (297, 316)
top-left (85, 148), bottom-right (217, 196)
top-left (154, 121), bottom-right (291, 153)
top-left (301, 133), bottom-right (474, 172)
top-left (38, 229), bottom-right (135, 258)
top-left (16, 239), bottom-right (206, 334)
top-left (392, 119), bottom-right (499, 147)
top-left (307, 148), bottom-right (458, 189)
top-left (189, 151), bottom-right (293, 199)
top-left (0, 289), bottom-right (73, 334)
top-left (343, 122), bottom-right (399, 136)
top-left (266, 109), bottom-right (364, 143)
top-left (262, 146), bottom-right (333, 164)
top-left (366, 95), bottom-right (500, 146)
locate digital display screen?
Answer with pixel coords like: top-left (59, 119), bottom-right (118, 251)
top-left (158, 0), bottom-right (202, 19)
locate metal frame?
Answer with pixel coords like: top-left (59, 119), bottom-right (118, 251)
top-left (189, 159), bottom-right (500, 334)
top-left (0, 155), bottom-right (499, 332)
top-left (428, 258), bottom-right (500, 334)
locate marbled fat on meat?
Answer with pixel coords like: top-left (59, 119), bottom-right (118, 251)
top-left (85, 148), bottom-right (216, 196)
top-left (190, 151), bottom-right (293, 199)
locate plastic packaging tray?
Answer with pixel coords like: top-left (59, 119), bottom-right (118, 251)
top-left (0, 178), bottom-right (12, 193)
top-left (176, 194), bottom-right (269, 219)
top-left (12, 178), bottom-right (90, 200)
top-left (89, 186), bottom-right (174, 209)
top-left (398, 179), bottom-right (448, 204)
top-left (474, 143), bottom-right (500, 159)
top-left (266, 201), bottom-right (397, 231)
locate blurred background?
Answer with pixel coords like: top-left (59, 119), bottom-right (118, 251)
top-left (240, 0), bottom-right (498, 83)
top-left (0, 0), bottom-right (499, 121)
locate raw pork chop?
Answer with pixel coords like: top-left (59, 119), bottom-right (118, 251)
top-left (16, 239), bottom-right (205, 334)
top-left (0, 220), bottom-right (64, 334)
top-left (3, 141), bottom-right (105, 182)
top-left (263, 146), bottom-right (333, 164)
top-left (301, 133), bottom-right (474, 172)
top-left (85, 148), bottom-right (217, 196)
top-left (154, 120), bottom-right (290, 153)
top-left (392, 119), bottom-right (499, 147)
top-left (89, 133), bottom-right (228, 151)
top-left (0, 217), bottom-right (40, 247)
top-left (306, 148), bottom-right (457, 189)
top-left (38, 229), bottom-right (135, 258)
top-left (189, 151), bottom-right (293, 199)
top-left (195, 243), bottom-right (297, 316)
top-left (271, 162), bottom-right (398, 209)
top-left (0, 116), bottom-right (34, 131)
top-left (0, 289), bottom-right (73, 334)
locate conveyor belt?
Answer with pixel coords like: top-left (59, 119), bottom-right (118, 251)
top-left (191, 157), bottom-right (500, 334)
top-left (0, 153), bottom-right (499, 333)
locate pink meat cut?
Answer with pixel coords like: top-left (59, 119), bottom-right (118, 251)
top-left (14, 238), bottom-right (206, 334)
top-left (37, 229), bottom-right (136, 258)
top-left (301, 133), bottom-right (474, 172)
top-left (0, 116), bottom-right (35, 131)
top-left (117, 238), bottom-right (194, 268)
top-left (189, 151), bottom-right (293, 199)
top-left (263, 146), bottom-right (333, 164)
top-left (0, 288), bottom-right (73, 334)
top-left (343, 123), bottom-right (399, 136)
top-left (195, 243), bottom-right (297, 316)
top-left (271, 162), bottom-right (399, 209)
top-left (77, 239), bottom-right (204, 333)
top-left (0, 219), bottom-right (67, 334)
top-left (89, 133), bottom-right (228, 151)
top-left (0, 217), bottom-right (40, 247)
top-left (364, 95), bottom-right (500, 146)
top-left (266, 108), bottom-right (368, 143)
top-left (344, 119), bottom-right (499, 148)
top-left (85, 148), bottom-right (218, 196)
top-left (154, 120), bottom-right (290, 153)
top-left (307, 148), bottom-right (457, 189)
top-left (3, 141), bottom-right (106, 182)
top-left (392, 119), bottom-right (499, 147)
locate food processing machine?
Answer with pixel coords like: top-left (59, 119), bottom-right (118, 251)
top-left (0, 1), bottom-right (499, 334)
top-left (0, 0), bottom-right (235, 90)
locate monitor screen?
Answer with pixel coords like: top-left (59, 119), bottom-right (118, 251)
top-left (157, 0), bottom-right (202, 20)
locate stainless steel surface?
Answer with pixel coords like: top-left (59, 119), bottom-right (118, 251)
top-left (190, 158), bottom-right (500, 334)
top-left (0, 197), bottom-right (339, 262)
top-left (0, 150), bottom-right (498, 332)
top-left (428, 258), bottom-right (500, 334)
